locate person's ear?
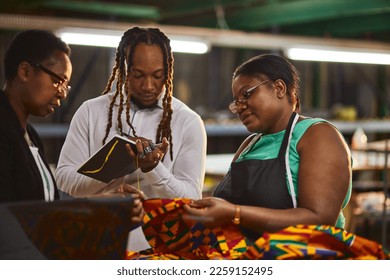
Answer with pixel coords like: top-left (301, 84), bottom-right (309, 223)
top-left (17, 62), bottom-right (31, 82)
top-left (274, 79), bottom-right (287, 98)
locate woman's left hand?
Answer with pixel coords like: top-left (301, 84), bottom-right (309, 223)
top-left (183, 197), bottom-right (235, 227)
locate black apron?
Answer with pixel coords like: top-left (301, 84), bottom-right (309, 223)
top-left (213, 112), bottom-right (297, 241)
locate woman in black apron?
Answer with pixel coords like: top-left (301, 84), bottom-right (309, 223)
top-left (184, 54), bottom-right (352, 242)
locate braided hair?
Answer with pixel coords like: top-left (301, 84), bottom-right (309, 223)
top-left (102, 27), bottom-right (174, 160)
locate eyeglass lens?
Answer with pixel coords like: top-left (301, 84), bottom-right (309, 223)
top-left (228, 80), bottom-right (268, 113)
top-left (30, 63), bottom-right (70, 95)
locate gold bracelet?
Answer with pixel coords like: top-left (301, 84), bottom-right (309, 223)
top-left (232, 205), bottom-right (241, 225)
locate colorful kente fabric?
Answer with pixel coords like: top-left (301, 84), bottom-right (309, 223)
top-left (9, 198), bottom-right (133, 260)
top-left (128, 198), bottom-right (250, 259)
top-left (126, 198), bottom-right (390, 260)
top-left (241, 224), bottom-right (389, 260)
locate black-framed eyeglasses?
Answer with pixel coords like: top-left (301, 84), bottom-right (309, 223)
top-left (29, 63), bottom-right (71, 96)
top-left (228, 80), bottom-right (269, 114)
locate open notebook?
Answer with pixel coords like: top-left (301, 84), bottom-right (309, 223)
top-left (0, 197), bottom-right (135, 260)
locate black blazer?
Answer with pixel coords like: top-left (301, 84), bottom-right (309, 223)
top-left (0, 91), bottom-right (59, 202)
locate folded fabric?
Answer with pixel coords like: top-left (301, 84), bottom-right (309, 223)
top-left (126, 198), bottom-right (389, 260)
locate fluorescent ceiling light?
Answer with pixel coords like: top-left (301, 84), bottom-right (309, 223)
top-left (60, 32), bottom-right (120, 48)
top-left (57, 29), bottom-right (209, 54)
top-left (286, 47), bottom-right (390, 65)
top-left (170, 39), bottom-right (209, 54)
top-left (4, 14), bottom-right (390, 63)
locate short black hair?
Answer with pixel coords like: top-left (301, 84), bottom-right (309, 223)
top-left (3, 29), bottom-right (70, 81)
top-left (233, 54), bottom-right (301, 111)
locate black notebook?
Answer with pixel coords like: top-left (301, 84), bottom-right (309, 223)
top-left (77, 134), bottom-right (138, 183)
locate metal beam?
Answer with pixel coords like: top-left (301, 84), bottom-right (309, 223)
top-left (2, 13), bottom-right (390, 53)
top-left (283, 14), bottom-right (390, 37)
top-left (159, 0), bottom-right (258, 19)
top-left (224, 0), bottom-right (390, 30)
top-left (42, 0), bottom-right (160, 20)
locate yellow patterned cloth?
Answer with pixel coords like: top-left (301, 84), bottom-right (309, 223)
top-left (126, 198), bottom-right (389, 260)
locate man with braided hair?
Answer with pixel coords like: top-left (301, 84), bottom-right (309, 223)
top-left (55, 27), bottom-right (207, 251)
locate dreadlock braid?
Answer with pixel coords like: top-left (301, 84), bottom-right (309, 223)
top-left (101, 29), bottom-right (139, 144)
top-left (102, 89), bottom-right (120, 144)
top-left (149, 28), bottom-right (174, 160)
top-left (102, 48), bottom-right (120, 96)
top-left (101, 52), bottom-right (120, 144)
top-left (124, 73), bottom-right (133, 135)
top-left (116, 69), bottom-right (125, 134)
top-left (101, 27), bottom-right (175, 160)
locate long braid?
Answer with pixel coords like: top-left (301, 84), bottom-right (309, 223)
top-left (124, 73), bottom-right (133, 135)
top-left (101, 29), bottom-right (139, 143)
top-left (102, 49), bottom-right (120, 95)
top-left (153, 29), bottom-right (174, 160)
top-left (102, 89), bottom-right (119, 144)
top-left (116, 70), bottom-right (125, 134)
top-left (122, 33), bottom-right (143, 138)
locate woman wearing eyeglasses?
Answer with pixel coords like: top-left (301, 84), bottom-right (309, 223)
top-left (0, 29), bottom-right (72, 202)
top-left (184, 54), bottom-right (352, 241)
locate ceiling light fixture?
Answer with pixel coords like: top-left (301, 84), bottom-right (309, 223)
top-left (57, 28), bottom-right (209, 54)
top-left (59, 31), bottom-right (120, 48)
top-left (3, 15), bottom-right (389, 62)
top-left (285, 47), bottom-right (390, 65)
top-left (170, 38), bottom-right (209, 54)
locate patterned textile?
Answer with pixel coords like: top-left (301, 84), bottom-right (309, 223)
top-left (128, 198), bottom-right (250, 259)
top-left (241, 224), bottom-right (389, 260)
top-left (9, 198), bottom-right (133, 259)
top-left (126, 198), bottom-right (390, 260)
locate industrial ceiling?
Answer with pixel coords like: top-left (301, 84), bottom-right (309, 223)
top-left (2, 0), bottom-right (390, 43)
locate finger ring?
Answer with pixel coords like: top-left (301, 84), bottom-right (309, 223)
top-left (144, 146), bottom-right (153, 154)
top-left (149, 142), bottom-right (156, 150)
top-left (138, 152), bottom-right (145, 159)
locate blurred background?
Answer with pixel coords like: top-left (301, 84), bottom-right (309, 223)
top-left (1, 0), bottom-right (390, 246)
top-left (1, 0), bottom-right (390, 159)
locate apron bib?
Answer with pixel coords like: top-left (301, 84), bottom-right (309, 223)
top-left (213, 112), bottom-right (298, 240)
